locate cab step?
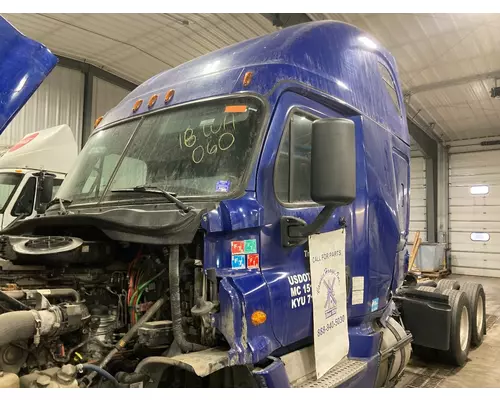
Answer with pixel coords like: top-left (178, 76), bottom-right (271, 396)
top-left (297, 358), bottom-right (368, 388)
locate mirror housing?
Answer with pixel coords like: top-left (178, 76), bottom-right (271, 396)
top-left (311, 118), bottom-right (356, 206)
top-left (281, 117), bottom-right (356, 247)
top-left (35, 172), bottom-right (54, 213)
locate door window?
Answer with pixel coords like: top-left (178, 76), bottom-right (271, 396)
top-left (274, 112), bottom-right (317, 205)
top-left (11, 177), bottom-right (36, 217)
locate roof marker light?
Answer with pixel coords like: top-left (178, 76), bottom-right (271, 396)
top-left (164, 89), bottom-right (175, 104)
top-left (132, 99), bottom-right (143, 113)
top-left (243, 71), bottom-right (253, 87)
top-left (148, 94), bottom-right (158, 109)
top-left (94, 116), bottom-right (103, 129)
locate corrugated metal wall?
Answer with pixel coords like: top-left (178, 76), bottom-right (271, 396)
top-left (0, 66), bottom-right (85, 150)
top-left (410, 156), bottom-right (427, 243)
top-left (0, 66), bottom-right (132, 153)
top-left (91, 77), bottom-right (131, 133)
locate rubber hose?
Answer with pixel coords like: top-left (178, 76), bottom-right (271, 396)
top-left (82, 296), bottom-right (168, 387)
top-left (0, 311), bottom-right (36, 347)
top-left (79, 364), bottom-right (120, 387)
top-left (0, 290), bottom-right (30, 311)
top-left (168, 245), bottom-right (206, 353)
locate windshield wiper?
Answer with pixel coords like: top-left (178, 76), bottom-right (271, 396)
top-left (111, 185), bottom-right (193, 212)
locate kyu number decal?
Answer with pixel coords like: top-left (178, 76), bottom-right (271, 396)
top-left (309, 229), bottom-right (349, 380)
top-left (288, 273), bottom-right (312, 309)
top-left (230, 239), bottom-right (259, 270)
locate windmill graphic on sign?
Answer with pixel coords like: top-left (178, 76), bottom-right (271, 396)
top-left (324, 277), bottom-right (337, 319)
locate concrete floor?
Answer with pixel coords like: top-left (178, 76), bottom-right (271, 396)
top-left (396, 274), bottom-right (500, 388)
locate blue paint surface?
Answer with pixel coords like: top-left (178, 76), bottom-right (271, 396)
top-left (84, 21), bottom-right (411, 387)
top-left (253, 358), bottom-right (291, 388)
top-left (96, 21), bottom-right (409, 147)
top-left (0, 17), bottom-right (57, 136)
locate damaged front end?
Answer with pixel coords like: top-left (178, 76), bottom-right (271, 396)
top-left (0, 194), bottom-right (277, 388)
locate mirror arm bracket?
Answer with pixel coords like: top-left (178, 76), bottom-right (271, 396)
top-left (280, 205), bottom-right (336, 247)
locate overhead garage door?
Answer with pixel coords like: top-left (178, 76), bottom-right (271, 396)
top-left (449, 150), bottom-right (500, 277)
top-left (410, 157), bottom-right (427, 242)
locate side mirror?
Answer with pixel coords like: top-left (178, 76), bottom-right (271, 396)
top-left (311, 118), bottom-right (356, 206)
top-left (281, 117), bottom-right (356, 247)
top-left (36, 173), bottom-right (54, 213)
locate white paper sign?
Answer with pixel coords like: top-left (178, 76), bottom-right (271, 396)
top-left (308, 229), bottom-right (349, 380)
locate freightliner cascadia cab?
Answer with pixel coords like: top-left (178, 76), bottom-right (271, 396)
top-left (0, 18), bottom-right (486, 389)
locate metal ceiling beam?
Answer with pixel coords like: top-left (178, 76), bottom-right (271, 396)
top-left (407, 118), bottom-right (437, 159)
top-left (261, 13), bottom-right (312, 28)
top-left (408, 68), bottom-right (500, 95)
top-left (56, 55), bottom-right (138, 92)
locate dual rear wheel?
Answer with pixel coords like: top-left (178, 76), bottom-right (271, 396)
top-left (415, 280), bottom-right (486, 366)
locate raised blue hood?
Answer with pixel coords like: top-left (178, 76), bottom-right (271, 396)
top-left (0, 16), bottom-right (57, 135)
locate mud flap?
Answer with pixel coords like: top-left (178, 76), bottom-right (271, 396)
top-left (394, 289), bottom-right (452, 351)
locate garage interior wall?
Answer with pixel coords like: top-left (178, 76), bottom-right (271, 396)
top-left (410, 149), bottom-right (427, 243)
top-left (0, 66), bottom-right (84, 152)
top-left (449, 140), bottom-right (500, 278)
top-left (0, 64), bottom-right (133, 155)
top-left (91, 77), bottom-right (131, 136)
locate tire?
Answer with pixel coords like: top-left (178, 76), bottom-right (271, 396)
top-left (436, 279), bottom-right (460, 292)
top-left (459, 282), bottom-right (486, 347)
top-left (441, 289), bottom-right (471, 366)
top-left (417, 286), bottom-right (436, 293)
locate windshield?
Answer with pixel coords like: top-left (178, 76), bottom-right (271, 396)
top-left (56, 97), bottom-right (264, 206)
top-left (0, 173), bottom-right (23, 212)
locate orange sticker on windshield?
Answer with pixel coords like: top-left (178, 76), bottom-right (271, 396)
top-left (225, 105), bottom-right (247, 113)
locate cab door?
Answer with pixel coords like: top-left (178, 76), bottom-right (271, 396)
top-left (257, 91), bottom-right (347, 346)
top-left (3, 174), bottom-right (37, 229)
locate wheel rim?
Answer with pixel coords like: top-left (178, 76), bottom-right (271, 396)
top-left (476, 295), bottom-right (485, 334)
top-left (460, 305), bottom-right (470, 351)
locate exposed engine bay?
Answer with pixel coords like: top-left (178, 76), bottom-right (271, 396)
top-left (0, 232), bottom-right (227, 388)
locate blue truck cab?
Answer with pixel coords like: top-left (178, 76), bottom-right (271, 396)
top-left (0, 18), bottom-right (485, 389)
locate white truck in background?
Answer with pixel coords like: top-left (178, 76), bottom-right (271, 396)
top-left (0, 124), bottom-right (77, 230)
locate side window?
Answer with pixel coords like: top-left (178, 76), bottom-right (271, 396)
top-left (378, 62), bottom-right (401, 116)
top-left (11, 177), bottom-right (36, 216)
top-left (275, 112), bottom-right (315, 204)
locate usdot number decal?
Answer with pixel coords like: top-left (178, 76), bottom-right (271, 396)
top-left (288, 273), bottom-right (312, 309)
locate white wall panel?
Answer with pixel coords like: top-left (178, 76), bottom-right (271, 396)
top-left (410, 156), bottom-right (427, 242)
top-left (449, 150), bottom-right (500, 277)
top-left (1, 66), bottom-right (84, 150)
